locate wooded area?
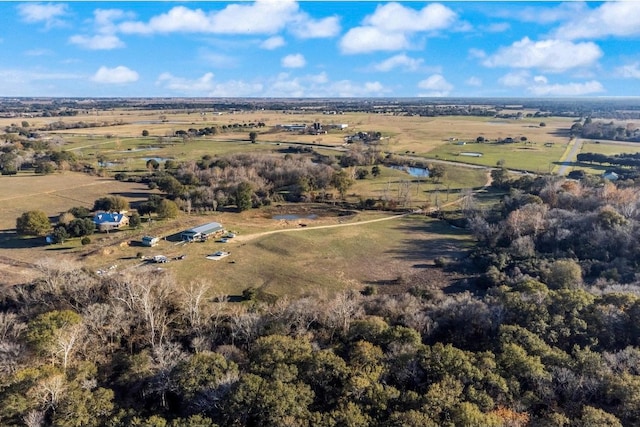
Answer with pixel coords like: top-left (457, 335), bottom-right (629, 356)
top-left (3, 171), bottom-right (640, 426)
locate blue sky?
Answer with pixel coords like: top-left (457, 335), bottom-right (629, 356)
top-left (1, 1), bottom-right (640, 98)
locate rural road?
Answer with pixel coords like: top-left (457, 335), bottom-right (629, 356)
top-left (556, 137), bottom-right (582, 176)
top-left (232, 210), bottom-right (419, 243)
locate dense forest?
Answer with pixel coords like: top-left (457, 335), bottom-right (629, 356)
top-left (3, 171), bottom-right (640, 426)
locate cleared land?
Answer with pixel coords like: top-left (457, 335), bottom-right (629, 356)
top-left (3, 109), bottom-right (630, 294)
top-left (0, 172), bottom-right (155, 231)
top-left (80, 210), bottom-right (473, 298)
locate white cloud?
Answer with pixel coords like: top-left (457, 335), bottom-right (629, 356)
top-left (0, 68), bottom-right (83, 96)
top-left (156, 72), bottom-right (215, 92)
top-left (468, 48), bottom-right (486, 59)
top-left (528, 80), bottom-right (604, 96)
top-left (261, 36), bottom-right (285, 50)
top-left (198, 49), bottom-right (238, 68)
top-left (466, 76), bottom-right (482, 87)
top-left (153, 69), bottom-right (387, 97)
top-left (500, 2), bottom-right (587, 25)
top-left (17, 3), bottom-right (68, 28)
top-left (497, 71), bottom-right (604, 96)
top-left (282, 54), bottom-right (306, 68)
top-left (94, 8), bottom-right (134, 31)
top-left (69, 34), bottom-right (124, 50)
top-left (554, 2), bottom-right (640, 40)
top-left (323, 80), bottom-right (387, 97)
top-left (617, 63), bottom-right (640, 79)
top-left (483, 37), bottom-right (602, 72)
top-left (373, 54), bottom-right (424, 72)
top-left (24, 49), bottom-right (53, 56)
top-left (340, 27), bottom-right (409, 54)
top-left (91, 66), bottom-right (139, 84)
top-left (265, 72), bottom-right (386, 97)
top-left (418, 74), bottom-right (453, 96)
top-left (119, 1), bottom-right (338, 38)
top-left (208, 80), bottom-right (265, 97)
top-left (499, 71), bottom-right (531, 87)
top-left (290, 15), bottom-right (340, 39)
top-left (340, 2), bottom-right (456, 54)
top-left (363, 2), bottom-right (456, 33)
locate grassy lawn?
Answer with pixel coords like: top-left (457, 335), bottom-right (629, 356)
top-left (579, 139), bottom-right (640, 156)
top-left (557, 139), bottom-right (640, 175)
top-left (426, 140), bottom-right (568, 172)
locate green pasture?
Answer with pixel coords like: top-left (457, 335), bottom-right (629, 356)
top-left (150, 213), bottom-right (473, 298)
top-left (559, 139), bottom-right (640, 176)
top-left (348, 165), bottom-right (487, 206)
top-left (426, 140), bottom-right (568, 172)
top-left (579, 139), bottom-right (640, 156)
top-left (63, 135), bottom-right (283, 172)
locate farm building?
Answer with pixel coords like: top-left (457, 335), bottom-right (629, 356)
top-left (141, 236), bottom-right (160, 247)
top-left (181, 222), bottom-right (224, 241)
top-left (93, 212), bottom-right (129, 232)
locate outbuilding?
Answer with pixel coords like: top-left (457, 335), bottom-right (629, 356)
top-left (181, 222), bottom-right (224, 241)
top-left (141, 236), bottom-right (160, 247)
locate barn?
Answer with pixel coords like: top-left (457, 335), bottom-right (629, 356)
top-left (181, 222), bottom-right (224, 242)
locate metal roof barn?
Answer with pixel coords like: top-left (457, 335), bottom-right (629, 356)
top-left (181, 222), bottom-right (224, 241)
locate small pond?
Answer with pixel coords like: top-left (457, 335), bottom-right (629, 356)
top-left (390, 165), bottom-right (430, 177)
top-left (273, 214), bottom-right (318, 220)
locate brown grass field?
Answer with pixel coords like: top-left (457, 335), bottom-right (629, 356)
top-left (64, 208), bottom-right (473, 298)
top-left (0, 172), bottom-right (154, 231)
top-left (1, 108), bottom-right (636, 294)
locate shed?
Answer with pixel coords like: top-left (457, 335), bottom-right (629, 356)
top-left (181, 222), bottom-right (224, 241)
top-left (141, 236), bottom-right (160, 247)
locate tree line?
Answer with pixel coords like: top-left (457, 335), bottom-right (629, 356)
top-left (1, 256), bottom-right (638, 426)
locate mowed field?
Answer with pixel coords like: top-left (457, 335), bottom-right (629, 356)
top-left (76, 210), bottom-right (474, 298)
top-left (0, 172), bottom-right (155, 231)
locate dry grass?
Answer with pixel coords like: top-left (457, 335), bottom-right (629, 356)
top-left (0, 109), bottom-right (577, 293)
top-left (0, 172), bottom-right (156, 230)
top-left (73, 209), bottom-right (473, 298)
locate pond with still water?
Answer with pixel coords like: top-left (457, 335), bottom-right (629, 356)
top-left (390, 165), bottom-right (430, 177)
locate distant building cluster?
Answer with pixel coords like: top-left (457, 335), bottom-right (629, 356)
top-left (276, 122), bottom-right (349, 135)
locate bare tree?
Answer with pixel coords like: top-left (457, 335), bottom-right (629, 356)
top-left (179, 280), bottom-right (212, 335)
top-left (323, 289), bottom-right (363, 338)
top-left (110, 270), bottom-right (176, 350)
top-left (30, 374), bottom-right (67, 414)
top-left (23, 410), bottom-right (46, 427)
top-left (53, 323), bottom-right (84, 372)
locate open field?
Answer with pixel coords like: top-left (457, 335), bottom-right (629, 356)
top-left (0, 172), bottom-right (156, 231)
top-left (79, 210), bottom-right (473, 298)
top-left (0, 109), bottom-right (581, 294)
top-left (427, 139), bottom-right (568, 172)
top-left (579, 139), bottom-right (640, 156)
top-left (11, 110), bottom-right (572, 164)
